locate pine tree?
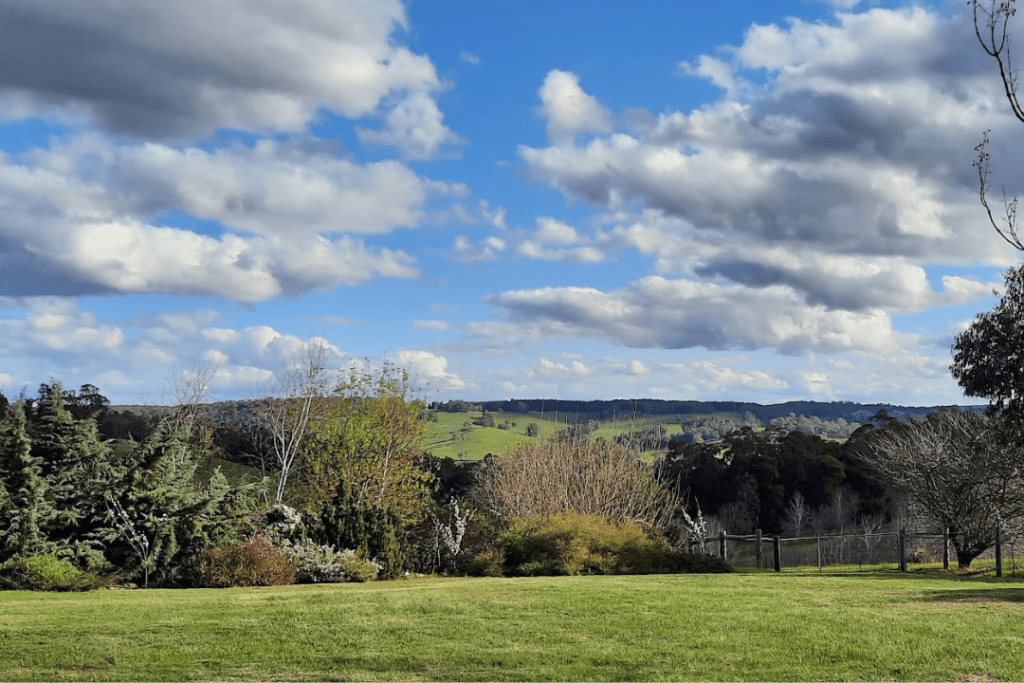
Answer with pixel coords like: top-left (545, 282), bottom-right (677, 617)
top-left (92, 424), bottom-right (256, 586)
top-left (309, 474), bottom-right (412, 578)
top-left (0, 404), bottom-right (53, 562)
top-left (28, 386), bottom-right (113, 567)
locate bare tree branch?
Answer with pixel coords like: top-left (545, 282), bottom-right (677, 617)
top-left (258, 341), bottom-right (333, 505)
top-left (972, 1), bottom-right (1024, 249)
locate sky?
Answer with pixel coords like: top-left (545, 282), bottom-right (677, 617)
top-left (0, 0), bottom-right (1020, 407)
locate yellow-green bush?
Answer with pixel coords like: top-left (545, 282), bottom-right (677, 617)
top-left (194, 535), bottom-right (297, 587)
top-left (476, 512), bottom-right (730, 577)
top-left (0, 554), bottom-right (110, 591)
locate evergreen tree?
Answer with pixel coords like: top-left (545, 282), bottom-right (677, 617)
top-left (308, 474), bottom-right (412, 579)
top-left (0, 404), bottom-right (52, 562)
top-left (28, 385), bottom-right (112, 567)
top-left (92, 424), bottom-right (252, 587)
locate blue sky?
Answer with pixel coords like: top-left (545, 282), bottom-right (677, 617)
top-left (0, 0), bottom-right (1018, 406)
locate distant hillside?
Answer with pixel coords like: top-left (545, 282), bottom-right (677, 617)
top-left (464, 398), bottom-right (987, 425)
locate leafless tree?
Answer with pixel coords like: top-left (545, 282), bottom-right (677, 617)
top-left (167, 360), bottom-right (220, 432)
top-left (859, 512), bottom-right (886, 563)
top-left (859, 408), bottom-right (1024, 567)
top-left (166, 360), bottom-right (222, 481)
top-left (783, 491), bottom-right (809, 538)
top-left (471, 437), bottom-right (680, 532)
top-left (828, 488), bottom-right (859, 535)
top-left (972, 0), bottom-right (1024, 250)
top-left (258, 341), bottom-right (333, 505)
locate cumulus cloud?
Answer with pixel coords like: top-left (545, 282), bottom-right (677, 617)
top-left (514, 217), bottom-right (607, 263)
top-left (357, 90), bottom-right (464, 159)
top-left (0, 300), bottom-right (353, 402)
top-left (413, 320), bottom-right (451, 331)
top-left (664, 360), bottom-right (789, 392)
top-left (499, 6), bottom-right (1017, 362)
top-left (521, 8), bottom-right (1021, 269)
top-left (0, 135), bottom-right (460, 299)
top-left (487, 276), bottom-right (900, 355)
top-left (460, 51), bottom-right (482, 65)
top-left (389, 350), bottom-right (466, 391)
top-left (628, 360), bottom-right (649, 375)
top-left (451, 234), bottom-right (507, 262)
top-left (0, 0), bottom-right (447, 144)
top-left (536, 70), bottom-right (612, 144)
top-left (538, 358), bottom-right (592, 376)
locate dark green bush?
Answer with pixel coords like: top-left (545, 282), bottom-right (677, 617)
top-left (0, 554), bottom-right (110, 591)
top-left (305, 476), bottom-right (414, 579)
top-left (476, 512), bottom-right (730, 577)
top-left (463, 546), bottom-right (505, 577)
top-left (194, 535), bottom-right (296, 587)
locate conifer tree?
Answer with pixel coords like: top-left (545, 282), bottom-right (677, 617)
top-left (0, 403), bottom-right (52, 562)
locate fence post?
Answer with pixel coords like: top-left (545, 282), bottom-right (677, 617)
top-left (942, 528), bottom-right (949, 571)
top-left (755, 529), bottom-right (762, 568)
top-left (817, 535), bottom-right (822, 572)
top-left (898, 527), bottom-right (907, 572)
top-left (773, 536), bottom-right (782, 572)
top-left (719, 529), bottom-right (727, 559)
top-left (996, 525), bottom-right (1003, 578)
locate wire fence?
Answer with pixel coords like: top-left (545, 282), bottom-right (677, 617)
top-left (691, 527), bottom-right (1022, 575)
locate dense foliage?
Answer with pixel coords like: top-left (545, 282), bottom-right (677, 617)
top-left (15, 372), bottom-right (1008, 588)
top-left (475, 513), bottom-right (731, 577)
top-left (658, 427), bottom-right (886, 535)
top-left (951, 264), bottom-right (1024, 420)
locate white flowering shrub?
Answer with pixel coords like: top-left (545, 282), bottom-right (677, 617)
top-left (250, 505), bottom-right (379, 582)
top-left (252, 504), bottom-right (305, 543)
top-left (279, 538), bottom-right (380, 583)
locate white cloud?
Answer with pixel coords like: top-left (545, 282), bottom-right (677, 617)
top-left (802, 371), bottom-right (832, 396)
top-left (521, 7), bottom-right (1019, 269)
top-left (0, 300), bottom-right (355, 403)
top-left (413, 320), bottom-right (451, 331)
top-left (0, 135), bottom-right (454, 300)
top-left (451, 234), bottom-right (507, 262)
top-left (0, 0), bottom-right (447, 143)
top-left (492, 5), bottom-right (1018, 367)
top-left (488, 276), bottom-right (900, 355)
top-left (514, 217), bottom-right (608, 263)
top-left (539, 358), bottom-right (592, 376)
top-left (460, 51), bottom-right (482, 65)
top-left (663, 361), bottom-right (789, 392)
top-left (389, 350), bottom-right (466, 391)
top-left (357, 90), bottom-right (463, 159)
top-left (536, 70), bottom-right (612, 144)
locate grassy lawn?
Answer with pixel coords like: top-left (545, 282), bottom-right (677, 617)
top-left (2, 572), bottom-right (1023, 681)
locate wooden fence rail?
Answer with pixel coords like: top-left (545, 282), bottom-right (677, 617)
top-left (688, 526), bottom-right (1012, 574)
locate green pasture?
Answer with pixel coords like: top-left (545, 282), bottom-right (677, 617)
top-left (422, 410), bottom-right (687, 460)
top-left (423, 411), bottom-right (567, 459)
top-left (2, 572), bottom-right (1023, 681)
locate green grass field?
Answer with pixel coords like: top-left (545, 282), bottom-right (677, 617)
top-left (423, 410), bottom-right (683, 460)
top-left (424, 411), bottom-right (569, 459)
top-left (2, 571), bottom-right (1023, 681)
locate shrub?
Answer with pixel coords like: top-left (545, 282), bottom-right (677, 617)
top-left (194, 535), bottom-right (296, 588)
top-left (0, 554), bottom-right (109, 591)
top-left (496, 513), bottom-right (731, 577)
top-left (280, 538), bottom-right (380, 583)
top-left (306, 477), bottom-right (414, 579)
top-left (464, 546), bottom-right (505, 577)
top-left (472, 439), bottom-right (678, 531)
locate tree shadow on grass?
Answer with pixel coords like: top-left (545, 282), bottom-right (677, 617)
top-left (914, 587), bottom-right (1024, 604)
